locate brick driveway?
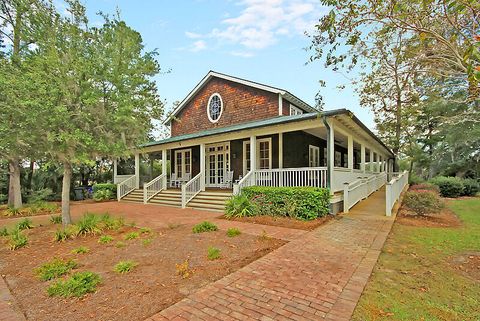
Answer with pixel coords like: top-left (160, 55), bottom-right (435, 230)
top-left (147, 188), bottom-right (395, 321)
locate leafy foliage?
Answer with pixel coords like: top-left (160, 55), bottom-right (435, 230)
top-left (50, 215), bottom-right (62, 224)
top-left (76, 213), bottom-right (101, 236)
top-left (403, 191), bottom-right (444, 216)
top-left (16, 218), bottom-right (34, 230)
top-left (430, 177), bottom-right (465, 198)
top-left (99, 213), bottom-right (124, 230)
top-left (0, 226), bottom-right (8, 237)
top-left (114, 260), bottom-right (137, 274)
top-left (47, 271), bottom-right (101, 298)
top-left (462, 179), bottom-right (479, 197)
top-left (241, 186), bottom-right (330, 220)
top-left (123, 231), bottom-right (139, 240)
top-left (53, 226), bottom-right (77, 242)
top-left (226, 228), bottom-right (241, 237)
top-left (225, 195), bottom-right (254, 218)
top-left (192, 221), bottom-right (218, 233)
top-left (92, 183), bottom-right (117, 194)
top-left (98, 235), bottom-right (114, 244)
top-left (35, 258), bottom-right (78, 281)
top-left (93, 190), bottom-right (113, 202)
top-left (8, 228), bottom-right (28, 250)
top-left (207, 247), bottom-right (221, 260)
top-left (71, 246), bottom-right (89, 254)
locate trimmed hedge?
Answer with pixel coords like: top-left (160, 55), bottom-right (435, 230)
top-left (240, 186), bottom-right (330, 221)
top-left (92, 183), bottom-right (117, 194)
top-left (462, 179), bottom-right (479, 196)
top-left (429, 176), bottom-right (464, 198)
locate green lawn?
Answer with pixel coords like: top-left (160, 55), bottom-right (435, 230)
top-left (352, 198), bottom-right (480, 321)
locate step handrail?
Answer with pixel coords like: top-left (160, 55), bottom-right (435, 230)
top-left (143, 173), bottom-right (167, 203)
top-left (181, 172), bottom-right (202, 208)
top-left (233, 170), bottom-right (254, 195)
top-left (117, 175), bottom-right (136, 201)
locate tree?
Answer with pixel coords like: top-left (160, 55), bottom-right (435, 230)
top-left (30, 1), bottom-right (162, 224)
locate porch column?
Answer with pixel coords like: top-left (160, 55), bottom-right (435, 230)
top-left (113, 158), bottom-right (118, 183)
top-left (250, 136), bottom-right (257, 171)
top-left (328, 122), bottom-right (335, 194)
top-left (162, 149), bottom-right (167, 176)
top-left (278, 132), bottom-right (283, 169)
top-left (369, 148), bottom-right (373, 172)
top-left (200, 143), bottom-right (205, 191)
top-left (347, 135), bottom-right (353, 170)
top-left (134, 153), bottom-right (140, 189)
top-left (360, 144), bottom-right (365, 173)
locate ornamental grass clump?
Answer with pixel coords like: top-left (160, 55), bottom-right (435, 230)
top-left (192, 221), bottom-right (218, 233)
top-left (114, 260), bottom-right (137, 274)
top-left (225, 195), bottom-right (254, 218)
top-left (50, 215), bottom-right (62, 224)
top-left (8, 228), bottom-right (28, 250)
top-left (76, 213), bottom-right (101, 236)
top-left (16, 218), bottom-right (34, 230)
top-left (35, 258), bottom-right (78, 281)
top-left (47, 271), bottom-right (101, 298)
top-left (226, 227), bottom-right (241, 237)
top-left (98, 235), bottom-right (114, 244)
top-left (71, 246), bottom-right (89, 254)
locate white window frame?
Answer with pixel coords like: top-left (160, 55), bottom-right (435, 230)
top-left (243, 138), bottom-right (272, 173)
top-left (243, 141), bottom-right (251, 175)
top-left (174, 148), bottom-right (192, 179)
top-left (289, 105), bottom-right (303, 116)
top-left (207, 93), bottom-right (223, 123)
top-left (309, 145), bottom-right (320, 167)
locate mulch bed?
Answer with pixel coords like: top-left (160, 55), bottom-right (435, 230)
top-left (396, 207), bottom-right (462, 228)
top-left (220, 215), bottom-right (333, 231)
top-left (0, 223), bottom-right (285, 321)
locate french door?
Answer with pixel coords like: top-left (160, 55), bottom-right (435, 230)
top-left (206, 142), bottom-right (230, 187)
top-left (174, 149), bottom-right (191, 179)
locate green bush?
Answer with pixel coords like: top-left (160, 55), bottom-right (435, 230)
top-left (0, 194), bottom-right (7, 204)
top-left (226, 227), bottom-right (241, 237)
top-left (408, 174), bottom-right (425, 185)
top-left (429, 176), bottom-right (464, 198)
top-left (225, 195), bottom-right (255, 218)
top-left (47, 271), bottom-right (101, 298)
top-left (35, 258), bottom-right (78, 281)
top-left (8, 228), bottom-right (28, 250)
top-left (76, 213), bottom-right (101, 235)
top-left (207, 246), bottom-right (221, 260)
top-left (93, 189), bottom-right (113, 202)
top-left (114, 260), bottom-right (137, 274)
top-left (27, 188), bottom-right (56, 203)
top-left (192, 221), bottom-right (218, 233)
top-left (17, 218), bottom-right (34, 230)
top-left (241, 186), bottom-right (330, 220)
top-left (462, 179), bottom-right (479, 196)
top-left (403, 191), bottom-right (444, 216)
top-left (92, 183), bottom-right (117, 194)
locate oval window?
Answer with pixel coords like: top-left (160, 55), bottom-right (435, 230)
top-left (207, 93), bottom-right (223, 123)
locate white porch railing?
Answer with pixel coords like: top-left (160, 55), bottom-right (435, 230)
top-left (332, 167), bottom-right (374, 192)
top-left (114, 174), bottom-right (134, 184)
top-left (233, 171), bottom-right (254, 195)
top-left (385, 170), bottom-right (409, 216)
top-left (143, 174), bottom-right (167, 203)
top-left (343, 172), bottom-right (387, 213)
top-left (181, 173), bottom-right (202, 208)
top-left (117, 175), bottom-right (136, 201)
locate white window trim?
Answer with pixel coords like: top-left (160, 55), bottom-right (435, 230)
top-left (289, 105), bottom-right (303, 116)
top-left (256, 137), bottom-right (272, 170)
top-left (309, 145), bottom-right (320, 167)
top-left (243, 140), bottom-right (250, 175)
top-left (207, 93), bottom-right (223, 123)
top-left (174, 148), bottom-right (192, 178)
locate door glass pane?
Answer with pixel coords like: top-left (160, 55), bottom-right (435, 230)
top-left (185, 151), bottom-right (191, 174)
top-left (176, 153), bottom-right (182, 178)
top-left (209, 155), bottom-right (215, 184)
top-left (245, 143), bottom-right (251, 173)
top-left (259, 141), bottom-right (270, 169)
top-left (217, 154), bottom-right (224, 184)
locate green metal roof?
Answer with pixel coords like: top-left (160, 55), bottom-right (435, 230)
top-left (142, 109), bottom-right (394, 157)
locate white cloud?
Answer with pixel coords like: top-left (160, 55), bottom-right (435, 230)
top-left (230, 50), bottom-right (255, 58)
top-left (191, 40), bottom-right (207, 52)
top-left (185, 0), bottom-right (327, 52)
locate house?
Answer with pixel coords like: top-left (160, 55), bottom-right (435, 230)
top-left (114, 71), bottom-right (395, 213)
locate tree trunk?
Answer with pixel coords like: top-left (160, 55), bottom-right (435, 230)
top-left (7, 159), bottom-right (22, 208)
top-left (61, 161), bottom-right (73, 226)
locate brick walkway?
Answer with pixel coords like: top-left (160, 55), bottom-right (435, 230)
top-left (147, 188), bottom-right (395, 321)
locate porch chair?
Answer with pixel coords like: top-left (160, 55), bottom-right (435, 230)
top-left (220, 171), bottom-right (234, 189)
top-left (170, 173), bottom-right (180, 188)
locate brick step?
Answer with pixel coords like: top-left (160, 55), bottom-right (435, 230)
top-left (187, 202), bottom-right (225, 212)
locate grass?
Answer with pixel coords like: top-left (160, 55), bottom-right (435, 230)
top-left (35, 258), bottom-right (78, 281)
top-left (352, 198), bottom-right (480, 321)
top-left (207, 246), bottom-right (221, 260)
top-left (226, 227), bottom-right (241, 237)
top-left (16, 218), bottom-right (34, 230)
top-left (71, 246), bottom-right (89, 254)
top-left (192, 221), bottom-right (218, 233)
top-left (50, 215), bottom-right (62, 224)
top-left (47, 271), bottom-right (101, 298)
top-left (123, 231), bottom-right (139, 240)
top-left (113, 260), bottom-right (137, 274)
top-left (98, 235), bottom-right (114, 244)
top-left (8, 228), bottom-right (28, 250)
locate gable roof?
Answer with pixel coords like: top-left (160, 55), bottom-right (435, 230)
top-left (164, 70), bottom-right (318, 125)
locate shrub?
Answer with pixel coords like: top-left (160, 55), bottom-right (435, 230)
top-left (92, 183), bottom-right (117, 195)
top-left (98, 235), bottom-right (114, 244)
top-left (76, 213), bottom-right (101, 236)
top-left (192, 221), bottom-right (218, 233)
top-left (0, 227), bottom-right (8, 237)
top-left (8, 228), bottom-right (28, 250)
top-left (123, 231), bottom-right (139, 240)
top-left (47, 271), bottom-right (101, 298)
top-left (0, 193), bottom-right (7, 204)
top-left (225, 195), bottom-right (254, 218)
top-left (242, 186), bottom-right (330, 220)
top-left (35, 258), bottom-right (78, 281)
top-left (28, 188), bottom-right (56, 203)
top-left (50, 215), bottom-right (62, 224)
top-left (462, 179), bottom-right (479, 196)
top-left (207, 246), bottom-right (221, 260)
top-left (17, 218), bottom-right (34, 230)
top-left (429, 176), bottom-right (464, 198)
top-left (226, 228), bottom-right (241, 237)
top-left (114, 260), bottom-right (137, 274)
top-left (100, 214), bottom-right (124, 230)
top-left (403, 191), bottom-right (444, 216)
top-left (175, 260), bottom-right (192, 279)
top-left (71, 246), bottom-right (89, 254)
top-left (409, 183), bottom-right (440, 194)
top-left (93, 189), bottom-right (113, 202)
top-left (408, 174), bottom-right (425, 185)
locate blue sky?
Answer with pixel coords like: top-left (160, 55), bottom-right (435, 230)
top-left (81, 0), bottom-right (374, 129)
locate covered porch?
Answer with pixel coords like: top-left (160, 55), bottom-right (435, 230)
top-left (114, 111), bottom-right (393, 212)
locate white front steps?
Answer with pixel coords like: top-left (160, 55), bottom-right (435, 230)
top-left (120, 189), bottom-right (143, 203)
top-left (187, 191), bottom-right (231, 212)
top-left (149, 189), bottom-right (182, 207)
